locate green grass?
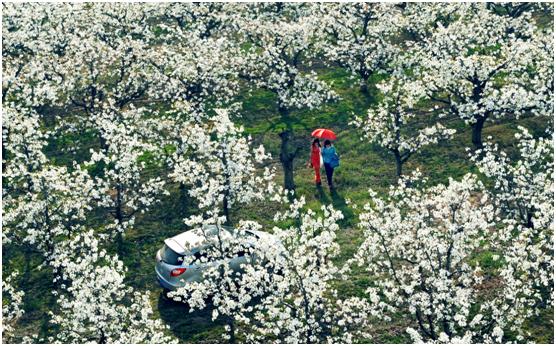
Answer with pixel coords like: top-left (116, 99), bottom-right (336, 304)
top-left (4, 62), bottom-right (554, 343)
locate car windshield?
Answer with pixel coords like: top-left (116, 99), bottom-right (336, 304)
top-left (161, 244), bottom-right (183, 265)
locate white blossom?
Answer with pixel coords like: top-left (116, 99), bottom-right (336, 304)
top-left (48, 230), bottom-right (176, 344)
top-left (1, 271), bottom-right (25, 343)
top-left (472, 127), bottom-right (554, 331)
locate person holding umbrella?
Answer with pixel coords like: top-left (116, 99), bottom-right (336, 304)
top-left (311, 128), bottom-right (339, 189)
top-left (307, 138), bottom-right (322, 186)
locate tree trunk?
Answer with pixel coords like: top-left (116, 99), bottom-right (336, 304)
top-left (99, 134), bottom-right (108, 152)
top-left (470, 79), bottom-right (487, 150)
top-left (228, 319), bottom-right (236, 344)
top-left (223, 196), bottom-right (230, 226)
top-left (280, 132), bottom-right (295, 191)
top-left (23, 248), bottom-right (32, 285)
top-left (278, 108), bottom-right (296, 191)
top-left (2, 127), bottom-right (7, 174)
top-left (358, 61), bottom-right (371, 96)
top-left (392, 112), bottom-right (404, 179)
top-left (99, 329), bottom-right (107, 344)
top-left (394, 151), bottom-right (402, 178)
top-left (179, 182), bottom-right (188, 209)
top-left (116, 232), bottom-right (123, 255)
top-left (115, 185), bottom-right (124, 255)
top-left (280, 143), bottom-right (295, 191)
top-left (471, 116), bottom-right (487, 149)
top-left (359, 77), bottom-right (370, 96)
top-left (115, 186), bottom-right (124, 224)
top-left (222, 149), bottom-right (232, 226)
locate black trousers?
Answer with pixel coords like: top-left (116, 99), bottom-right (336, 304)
top-left (324, 163), bottom-right (334, 186)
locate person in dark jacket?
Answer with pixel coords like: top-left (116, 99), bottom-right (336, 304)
top-left (321, 140), bottom-right (338, 188)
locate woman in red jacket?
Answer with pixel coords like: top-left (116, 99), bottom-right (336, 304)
top-left (307, 138), bottom-right (322, 186)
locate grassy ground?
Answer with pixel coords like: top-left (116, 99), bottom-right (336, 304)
top-left (4, 64), bottom-right (554, 343)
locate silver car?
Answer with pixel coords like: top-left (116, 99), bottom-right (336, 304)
top-left (155, 225), bottom-right (276, 291)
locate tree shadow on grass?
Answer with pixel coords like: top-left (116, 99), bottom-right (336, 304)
top-left (330, 187), bottom-right (356, 227)
top-left (157, 291), bottom-right (224, 343)
top-left (315, 184), bottom-right (331, 204)
top-left (313, 184), bottom-right (356, 227)
top-left (157, 290), bottom-right (267, 343)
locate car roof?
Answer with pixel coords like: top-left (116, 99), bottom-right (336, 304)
top-left (165, 225), bottom-right (234, 254)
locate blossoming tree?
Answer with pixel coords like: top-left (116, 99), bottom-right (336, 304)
top-left (353, 173), bottom-right (503, 342)
top-left (169, 109), bottom-right (276, 225)
top-left (40, 4), bottom-right (172, 250)
top-left (48, 230), bottom-right (176, 343)
top-left (245, 197), bottom-right (373, 343)
top-left (412, 3), bottom-right (553, 148)
top-left (85, 105), bottom-right (169, 249)
top-left (352, 73), bottom-right (455, 177)
top-left (472, 127), bottom-right (554, 319)
top-left (1, 2), bottom-right (63, 105)
top-left (1, 3), bottom-right (553, 344)
top-left (147, 27), bottom-right (241, 116)
top-left (237, 6), bottom-right (336, 190)
top-left (157, 2), bottom-right (231, 39)
top-left (353, 169), bottom-right (553, 342)
top-left (2, 104), bottom-right (103, 264)
top-left (315, 2), bottom-right (402, 95)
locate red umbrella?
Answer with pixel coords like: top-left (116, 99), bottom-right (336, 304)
top-left (311, 128), bottom-right (337, 140)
